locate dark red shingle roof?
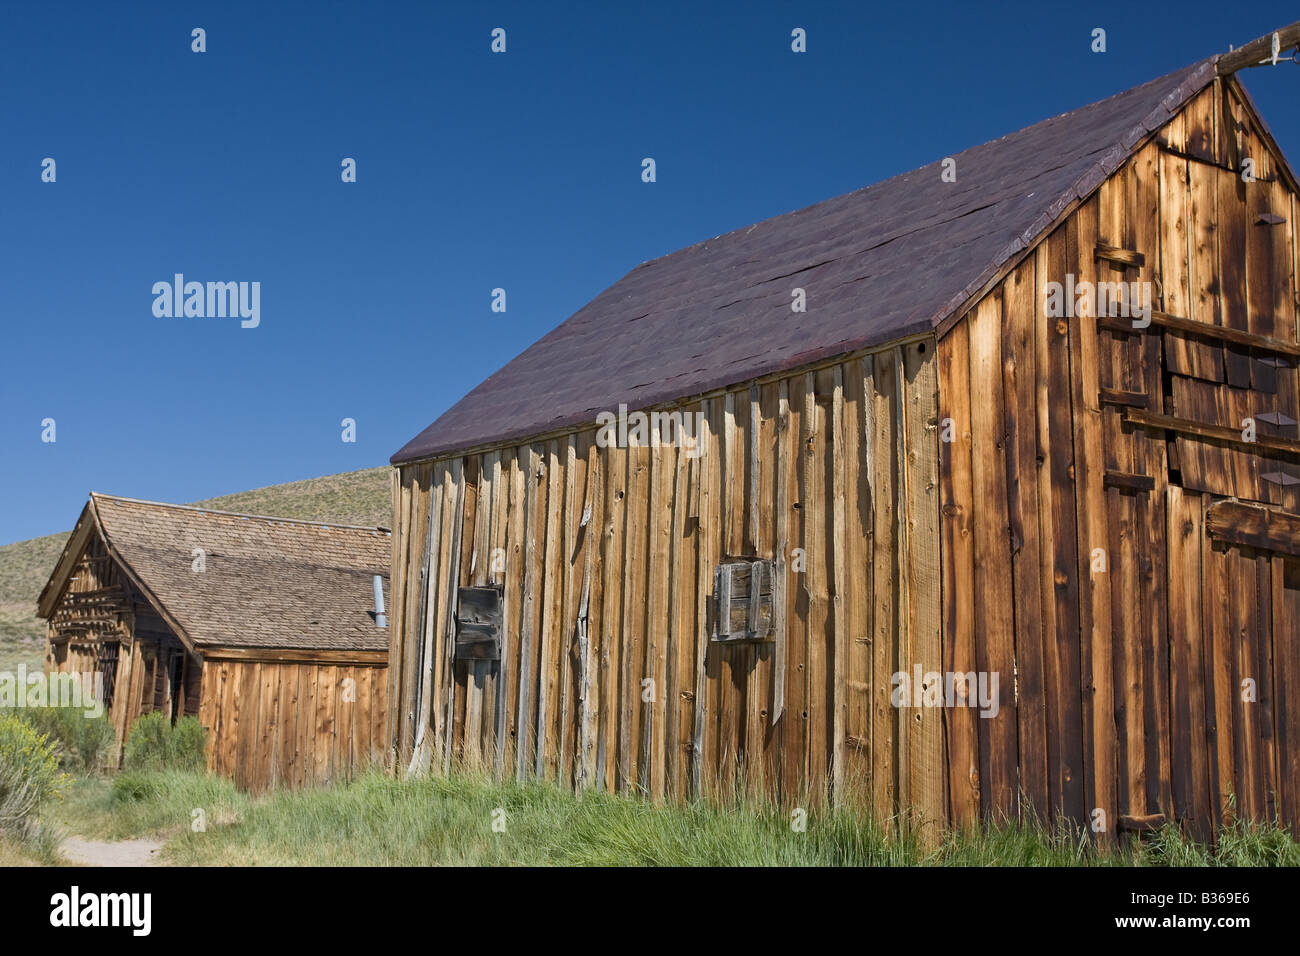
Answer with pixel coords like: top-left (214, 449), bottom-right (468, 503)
top-left (393, 58), bottom-right (1217, 464)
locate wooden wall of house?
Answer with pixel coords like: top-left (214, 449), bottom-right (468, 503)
top-left (42, 536), bottom-right (174, 762)
top-left (44, 533), bottom-right (130, 700)
top-left (45, 640), bottom-right (105, 692)
top-left (89, 627), bottom-right (197, 766)
top-left (939, 76), bottom-right (1300, 841)
top-left (387, 346), bottom-right (945, 827)
top-left (199, 657), bottom-right (388, 793)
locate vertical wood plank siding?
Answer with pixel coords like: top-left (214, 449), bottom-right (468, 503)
top-left (939, 82), bottom-right (1299, 839)
top-left (198, 659), bottom-right (388, 794)
top-left (390, 79), bottom-right (1298, 839)
top-left (389, 348), bottom-right (943, 816)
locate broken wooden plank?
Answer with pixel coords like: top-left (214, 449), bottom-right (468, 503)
top-left (1103, 470), bottom-right (1156, 492)
top-left (1117, 811), bottom-right (1169, 833)
top-left (1099, 387), bottom-right (1151, 409)
top-left (1094, 242), bottom-right (1145, 268)
top-left (1205, 500), bottom-right (1300, 556)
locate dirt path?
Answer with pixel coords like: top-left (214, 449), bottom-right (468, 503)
top-left (59, 836), bottom-right (164, 867)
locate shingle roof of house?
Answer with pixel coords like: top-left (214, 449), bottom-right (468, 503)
top-left (393, 57), bottom-right (1220, 465)
top-left (44, 494), bottom-right (391, 653)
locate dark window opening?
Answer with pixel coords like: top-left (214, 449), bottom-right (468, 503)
top-left (97, 642), bottom-right (119, 712)
top-left (168, 652), bottom-right (185, 722)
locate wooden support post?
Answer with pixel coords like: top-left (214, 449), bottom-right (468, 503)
top-left (1215, 22), bottom-right (1300, 75)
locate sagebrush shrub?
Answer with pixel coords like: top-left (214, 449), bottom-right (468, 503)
top-left (0, 714), bottom-right (68, 840)
top-left (167, 717), bottom-right (208, 772)
top-left (124, 713), bottom-right (208, 772)
top-left (13, 705), bottom-right (115, 772)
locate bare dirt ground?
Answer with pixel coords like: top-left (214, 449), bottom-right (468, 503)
top-left (59, 836), bottom-right (164, 867)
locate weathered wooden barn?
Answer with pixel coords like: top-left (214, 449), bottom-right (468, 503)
top-left (386, 32), bottom-right (1300, 841)
top-left (39, 493), bottom-right (391, 792)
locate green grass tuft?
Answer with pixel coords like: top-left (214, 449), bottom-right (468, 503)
top-left (123, 714), bottom-right (208, 773)
top-left (47, 768), bottom-right (1300, 867)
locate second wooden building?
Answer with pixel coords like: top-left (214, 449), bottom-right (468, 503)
top-left (39, 493), bottom-right (391, 792)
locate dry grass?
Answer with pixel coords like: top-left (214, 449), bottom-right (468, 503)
top-left (0, 533), bottom-right (68, 672)
top-left (0, 836), bottom-right (44, 866)
top-left (187, 467), bottom-right (390, 528)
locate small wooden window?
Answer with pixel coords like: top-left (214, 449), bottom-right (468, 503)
top-left (712, 559), bottom-right (775, 643)
top-left (454, 586), bottom-right (502, 661)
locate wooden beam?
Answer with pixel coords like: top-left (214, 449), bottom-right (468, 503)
top-left (1117, 812), bottom-right (1169, 833)
top-left (200, 647), bottom-right (389, 666)
top-left (35, 508), bottom-right (98, 619)
top-left (1216, 22), bottom-right (1300, 75)
top-left (1152, 310), bottom-right (1300, 356)
top-left (1124, 407), bottom-right (1300, 457)
top-left (1205, 500), bottom-right (1300, 557)
top-left (1099, 386), bottom-right (1150, 409)
top-left (1103, 470), bottom-right (1156, 492)
top-left (1094, 242), bottom-right (1145, 268)
top-left (1101, 309), bottom-right (1300, 358)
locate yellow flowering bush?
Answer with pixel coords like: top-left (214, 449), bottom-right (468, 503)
top-left (0, 713), bottom-right (70, 839)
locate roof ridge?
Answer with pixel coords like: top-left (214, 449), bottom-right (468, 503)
top-left (623, 57), bottom-right (1215, 276)
top-left (927, 56), bottom-right (1218, 338)
top-left (391, 55), bottom-right (1238, 465)
top-left (112, 540), bottom-right (388, 574)
top-left (88, 492), bottom-right (391, 534)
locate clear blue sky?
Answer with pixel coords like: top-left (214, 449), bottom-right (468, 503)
top-left (2, 0), bottom-right (1297, 543)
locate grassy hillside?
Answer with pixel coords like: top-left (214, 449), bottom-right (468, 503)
top-left (0, 534), bottom-right (74, 673)
top-left (186, 467), bottom-right (391, 528)
top-left (0, 467), bottom-right (390, 672)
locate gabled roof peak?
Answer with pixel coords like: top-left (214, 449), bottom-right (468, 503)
top-left (394, 57), bottom-right (1229, 465)
top-left (39, 494), bottom-right (391, 654)
top-left (87, 491), bottom-right (390, 535)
